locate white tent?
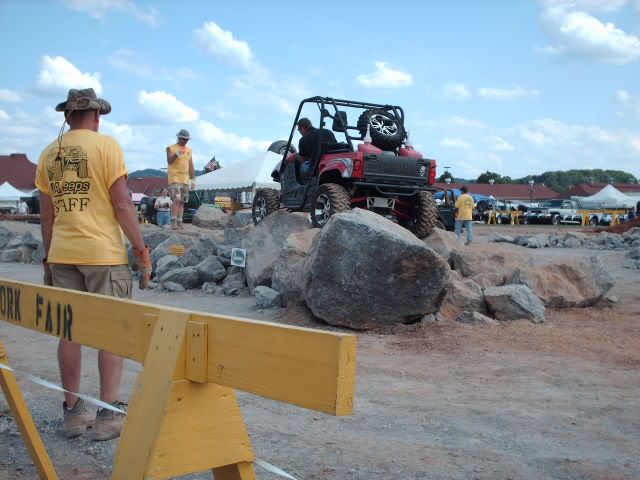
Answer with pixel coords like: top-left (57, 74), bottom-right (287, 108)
top-left (0, 181), bottom-right (25, 201)
top-left (196, 152), bottom-right (281, 192)
top-left (580, 184), bottom-right (636, 208)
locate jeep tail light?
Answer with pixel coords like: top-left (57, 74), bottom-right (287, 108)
top-left (353, 159), bottom-right (362, 173)
top-left (429, 159), bottom-right (437, 184)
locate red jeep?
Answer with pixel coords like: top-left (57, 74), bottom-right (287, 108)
top-left (252, 97), bottom-right (439, 237)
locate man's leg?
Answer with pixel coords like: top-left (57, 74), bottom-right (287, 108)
top-left (58, 339), bottom-right (82, 407)
top-left (454, 220), bottom-right (462, 239)
top-left (466, 220), bottom-right (474, 244)
top-left (98, 351), bottom-right (124, 404)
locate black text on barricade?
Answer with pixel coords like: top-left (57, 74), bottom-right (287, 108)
top-left (36, 294), bottom-right (73, 340)
top-left (0, 284), bottom-right (21, 322)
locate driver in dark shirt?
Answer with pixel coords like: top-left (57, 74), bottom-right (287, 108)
top-left (296, 118), bottom-right (336, 181)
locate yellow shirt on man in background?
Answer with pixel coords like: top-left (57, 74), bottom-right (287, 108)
top-left (455, 193), bottom-right (475, 221)
top-left (35, 129), bottom-right (128, 265)
top-left (167, 143), bottom-right (192, 185)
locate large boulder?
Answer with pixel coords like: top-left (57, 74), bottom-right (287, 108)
top-left (232, 211), bottom-right (254, 228)
top-left (254, 286), bottom-right (281, 309)
top-left (222, 266), bottom-right (247, 295)
top-left (155, 255), bottom-right (183, 278)
top-left (456, 311), bottom-right (499, 325)
top-left (508, 256), bottom-right (614, 308)
top-left (627, 247), bottom-right (640, 260)
top-left (159, 266), bottom-right (201, 289)
top-left (141, 225), bottom-right (172, 249)
top-left (487, 233), bottom-right (515, 244)
top-left (150, 234), bottom-right (193, 267)
top-left (449, 243), bottom-right (534, 283)
top-left (6, 232), bottom-right (39, 250)
top-left (195, 256), bottom-right (227, 283)
top-left (193, 205), bottom-right (230, 229)
top-left (181, 236), bottom-right (218, 267)
top-left (270, 229), bottom-right (320, 305)
top-left (303, 209), bottom-right (449, 330)
top-left (241, 211), bottom-right (311, 291)
top-left (422, 228), bottom-right (463, 262)
top-left (437, 273), bottom-right (486, 322)
top-left (0, 249), bottom-right (22, 263)
top-left (524, 234), bottom-right (550, 249)
top-left (484, 285), bottom-right (545, 323)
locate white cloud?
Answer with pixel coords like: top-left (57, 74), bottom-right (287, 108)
top-left (443, 82), bottom-right (471, 100)
top-left (35, 55), bottom-right (102, 96)
top-left (444, 115), bottom-right (484, 128)
top-left (138, 90), bottom-right (199, 123)
top-left (196, 120), bottom-right (270, 153)
top-left (616, 89), bottom-right (640, 115)
top-left (478, 87), bottom-right (540, 100)
top-left (62, 0), bottom-right (160, 27)
top-left (488, 135), bottom-right (515, 151)
top-left (107, 49), bottom-right (153, 78)
top-left (194, 21), bottom-right (253, 69)
top-left (356, 62), bottom-right (414, 88)
top-left (540, 3), bottom-right (640, 63)
top-left (441, 137), bottom-right (471, 149)
top-left (0, 110), bottom-right (9, 121)
top-left (542, 0), bottom-right (628, 14)
top-left (0, 89), bottom-right (22, 104)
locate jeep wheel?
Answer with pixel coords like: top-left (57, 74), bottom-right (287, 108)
top-left (589, 216), bottom-right (598, 226)
top-left (267, 140), bottom-right (297, 156)
top-left (435, 220), bottom-right (446, 230)
top-left (399, 191), bottom-right (438, 238)
top-left (311, 183), bottom-right (351, 227)
top-left (551, 215), bottom-right (559, 225)
top-left (357, 109), bottom-right (405, 151)
top-left (252, 189), bottom-right (281, 225)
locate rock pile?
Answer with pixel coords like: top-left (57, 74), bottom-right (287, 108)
top-left (488, 228), bottom-right (640, 251)
top-left (0, 226), bottom-right (45, 264)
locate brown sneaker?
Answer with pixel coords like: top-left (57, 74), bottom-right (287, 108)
top-left (63, 398), bottom-right (93, 438)
top-left (171, 218), bottom-right (178, 230)
top-left (93, 402), bottom-right (127, 441)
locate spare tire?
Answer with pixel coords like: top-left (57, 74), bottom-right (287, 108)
top-left (357, 109), bottom-right (405, 151)
top-left (268, 140), bottom-right (297, 155)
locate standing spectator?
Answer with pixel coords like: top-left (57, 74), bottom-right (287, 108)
top-left (166, 129), bottom-right (195, 230)
top-left (17, 199), bottom-right (28, 215)
top-left (455, 186), bottom-right (475, 245)
top-left (154, 188), bottom-right (172, 227)
top-left (35, 88), bottom-right (152, 441)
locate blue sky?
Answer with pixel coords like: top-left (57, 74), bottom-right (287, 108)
top-left (0, 0), bottom-right (638, 180)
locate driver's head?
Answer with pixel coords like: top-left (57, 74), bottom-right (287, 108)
top-left (461, 186), bottom-right (468, 194)
top-left (297, 118), bottom-right (312, 136)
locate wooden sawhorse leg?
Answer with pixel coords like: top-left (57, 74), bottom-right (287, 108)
top-left (213, 461), bottom-right (256, 480)
top-left (0, 340), bottom-right (58, 480)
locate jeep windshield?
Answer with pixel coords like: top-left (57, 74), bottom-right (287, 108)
top-left (541, 200), bottom-right (564, 207)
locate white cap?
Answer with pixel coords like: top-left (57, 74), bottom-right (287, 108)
top-left (364, 124), bottom-right (372, 143)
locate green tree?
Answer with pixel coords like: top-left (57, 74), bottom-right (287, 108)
top-left (476, 171), bottom-right (508, 184)
top-left (438, 170), bottom-right (454, 182)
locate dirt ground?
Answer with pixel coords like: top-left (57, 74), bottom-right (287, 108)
top-left (0, 223), bottom-right (639, 480)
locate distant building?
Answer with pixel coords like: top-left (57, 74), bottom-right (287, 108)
top-left (0, 153), bottom-right (37, 192)
top-left (562, 182), bottom-right (640, 198)
top-left (433, 182), bottom-right (560, 202)
top-left (126, 176), bottom-right (167, 196)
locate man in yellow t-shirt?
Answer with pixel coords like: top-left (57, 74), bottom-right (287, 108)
top-left (35, 88), bottom-right (152, 441)
top-left (166, 129), bottom-right (195, 230)
top-left (454, 186), bottom-right (475, 244)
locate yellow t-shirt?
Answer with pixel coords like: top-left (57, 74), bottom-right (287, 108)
top-left (455, 193), bottom-right (475, 221)
top-left (167, 143), bottom-right (192, 185)
top-left (35, 129), bottom-right (128, 265)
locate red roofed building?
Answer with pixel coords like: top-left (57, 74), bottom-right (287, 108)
top-left (561, 182), bottom-right (640, 198)
top-left (0, 153), bottom-right (37, 191)
top-left (433, 182), bottom-right (560, 202)
top-left (126, 176), bottom-right (167, 196)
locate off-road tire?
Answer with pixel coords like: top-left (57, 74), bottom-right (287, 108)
top-left (400, 191), bottom-right (438, 238)
top-left (551, 214), bottom-right (559, 225)
top-left (267, 140), bottom-right (297, 156)
top-left (252, 189), bottom-right (281, 225)
top-left (357, 109), bottom-right (405, 151)
top-left (310, 183), bottom-right (351, 228)
top-left (435, 220), bottom-right (446, 230)
top-left (589, 216), bottom-right (598, 226)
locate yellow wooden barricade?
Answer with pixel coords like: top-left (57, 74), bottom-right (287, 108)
top-left (577, 210), bottom-right (628, 227)
top-left (487, 210), bottom-right (522, 225)
top-left (0, 279), bottom-right (356, 479)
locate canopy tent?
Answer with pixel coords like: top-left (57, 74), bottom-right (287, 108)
top-left (196, 152), bottom-right (281, 192)
top-left (579, 184), bottom-right (636, 209)
top-left (0, 181), bottom-right (25, 201)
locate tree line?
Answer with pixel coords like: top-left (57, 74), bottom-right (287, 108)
top-left (439, 169), bottom-right (638, 193)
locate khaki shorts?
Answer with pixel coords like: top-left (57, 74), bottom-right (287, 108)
top-left (169, 182), bottom-right (189, 203)
top-left (50, 264), bottom-right (132, 299)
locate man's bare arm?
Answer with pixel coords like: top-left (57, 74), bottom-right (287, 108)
top-left (189, 157), bottom-right (195, 179)
top-left (166, 146), bottom-right (179, 165)
top-left (40, 192), bottom-right (54, 257)
top-left (109, 176), bottom-right (145, 251)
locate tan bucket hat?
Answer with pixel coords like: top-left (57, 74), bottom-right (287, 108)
top-left (55, 88), bottom-right (111, 115)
